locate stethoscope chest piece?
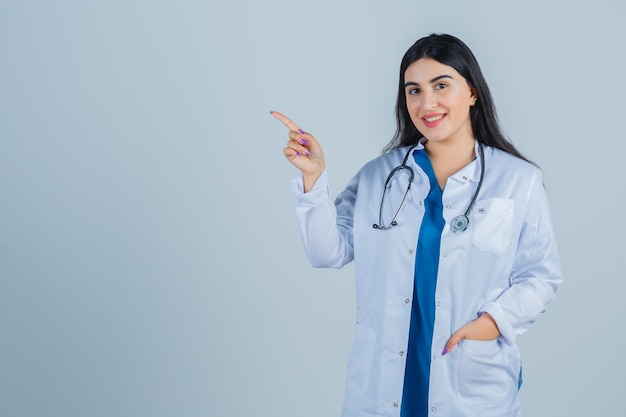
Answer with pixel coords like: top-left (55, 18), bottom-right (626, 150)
top-left (451, 214), bottom-right (469, 233)
top-left (448, 143), bottom-right (486, 234)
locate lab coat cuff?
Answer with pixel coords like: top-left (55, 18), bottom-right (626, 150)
top-left (479, 302), bottom-right (516, 345)
top-left (290, 170), bottom-right (331, 207)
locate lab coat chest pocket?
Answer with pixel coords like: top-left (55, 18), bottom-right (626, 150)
top-left (344, 324), bottom-right (377, 401)
top-left (471, 198), bottom-right (514, 254)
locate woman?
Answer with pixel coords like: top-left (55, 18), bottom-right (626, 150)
top-left (271, 34), bottom-right (562, 417)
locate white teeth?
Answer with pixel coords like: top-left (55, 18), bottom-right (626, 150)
top-left (425, 115), bottom-right (444, 122)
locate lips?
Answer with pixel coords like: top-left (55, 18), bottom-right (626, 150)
top-left (422, 113), bottom-right (446, 128)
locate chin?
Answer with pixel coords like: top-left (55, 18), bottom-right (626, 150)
top-left (420, 133), bottom-right (446, 143)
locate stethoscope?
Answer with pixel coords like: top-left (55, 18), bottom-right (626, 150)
top-left (372, 141), bottom-right (485, 233)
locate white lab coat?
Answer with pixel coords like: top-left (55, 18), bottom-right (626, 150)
top-left (291, 141), bottom-right (562, 417)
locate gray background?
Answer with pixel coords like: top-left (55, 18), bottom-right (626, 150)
top-left (1, 0), bottom-right (623, 416)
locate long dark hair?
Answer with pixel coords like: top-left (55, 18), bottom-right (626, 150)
top-left (383, 34), bottom-right (530, 162)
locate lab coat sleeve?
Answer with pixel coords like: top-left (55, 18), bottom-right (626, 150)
top-left (291, 170), bottom-right (357, 268)
top-left (480, 169), bottom-right (563, 344)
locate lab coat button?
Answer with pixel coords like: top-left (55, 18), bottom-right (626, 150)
top-left (436, 301), bottom-right (442, 307)
top-left (462, 175), bottom-right (468, 180)
top-left (431, 405), bottom-right (437, 412)
top-left (442, 252), bottom-right (448, 257)
top-left (405, 298), bottom-right (411, 304)
top-left (399, 351), bottom-right (405, 357)
top-left (432, 354), bottom-right (437, 360)
top-left (408, 249), bottom-right (414, 254)
top-left (393, 402), bottom-right (399, 408)
top-left (445, 204), bottom-right (451, 209)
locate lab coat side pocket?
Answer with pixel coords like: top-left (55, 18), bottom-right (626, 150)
top-left (456, 339), bottom-right (510, 405)
top-left (344, 324), bottom-right (377, 404)
top-left (471, 198), bottom-right (514, 254)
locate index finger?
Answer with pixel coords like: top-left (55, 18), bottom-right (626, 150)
top-left (270, 110), bottom-right (302, 132)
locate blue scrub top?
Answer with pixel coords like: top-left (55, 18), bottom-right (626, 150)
top-left (401, 149), bottom-right (445, 417)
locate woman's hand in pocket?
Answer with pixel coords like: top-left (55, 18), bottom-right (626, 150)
top-left (442, 312), bottom-right (500, 355)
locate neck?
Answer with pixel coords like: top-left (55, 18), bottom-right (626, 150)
top-left (423, 136), bottom-right (477, 190)
top-left (424, 137), bottom-right (476, 163)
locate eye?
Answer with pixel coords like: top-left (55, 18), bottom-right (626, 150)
top-left (408, 88), bottom-right (420, 95)
top-left (435, 82), bottom-right (448, 90)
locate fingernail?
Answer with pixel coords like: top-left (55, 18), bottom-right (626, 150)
top-left (300, 138), bottom-right (308, 146)
top-left (304, 150), bottom-right (311, 156)
top-left (296, 151), bottom-right (302, 157)
top-left (441, 347), bottom-right (448, 356)
top-left (298, 129), bottom-right (306, 135)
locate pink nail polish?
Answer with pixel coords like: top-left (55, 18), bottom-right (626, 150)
top-left (300, 138), bottom-right (308, 146)
top-left (298, 129), bottom-right (306, 135)
top-left (296, 151), bottom-right (302, 157)
top-left (441, 347), bottom-right (448, 356)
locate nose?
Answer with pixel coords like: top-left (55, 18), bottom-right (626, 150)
top-left (421, 91), bottom-right (438, 110)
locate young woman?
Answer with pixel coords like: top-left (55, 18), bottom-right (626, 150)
top-left (271, 33), bottom-right (562, 417)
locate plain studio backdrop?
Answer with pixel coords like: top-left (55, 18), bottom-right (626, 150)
top-left (1, 1), bottom-right (623, 416)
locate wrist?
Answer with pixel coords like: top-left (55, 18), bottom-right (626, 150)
top-left (480, 312), bottom-right (501, 338)
top-left (302, 170), bottom-right (324, 193)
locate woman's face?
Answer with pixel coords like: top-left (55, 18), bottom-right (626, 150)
top-left (404, 58), bottom-right (476, 145)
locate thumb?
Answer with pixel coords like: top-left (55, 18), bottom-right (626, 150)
top-left (442, 329), bottom-right (465, 356)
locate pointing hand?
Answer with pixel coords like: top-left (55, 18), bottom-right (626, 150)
top-left (270, 111), bottom-right (326, 192)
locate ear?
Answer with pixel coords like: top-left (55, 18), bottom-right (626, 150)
top-left (470, 87), bottom-right (478, 106)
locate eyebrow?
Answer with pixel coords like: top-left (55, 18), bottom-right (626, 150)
top-left (404, 74), bottom-right (453, 87)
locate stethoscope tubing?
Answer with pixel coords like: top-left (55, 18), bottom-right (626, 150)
top-left (373, 141), bottom-right (485, 233)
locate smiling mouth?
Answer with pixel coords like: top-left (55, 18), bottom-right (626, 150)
top-left (424, 114), bottom-right (445, 122)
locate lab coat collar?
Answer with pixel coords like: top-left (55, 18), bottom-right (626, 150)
top-left (402, 140), bottom-right (485, 184)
